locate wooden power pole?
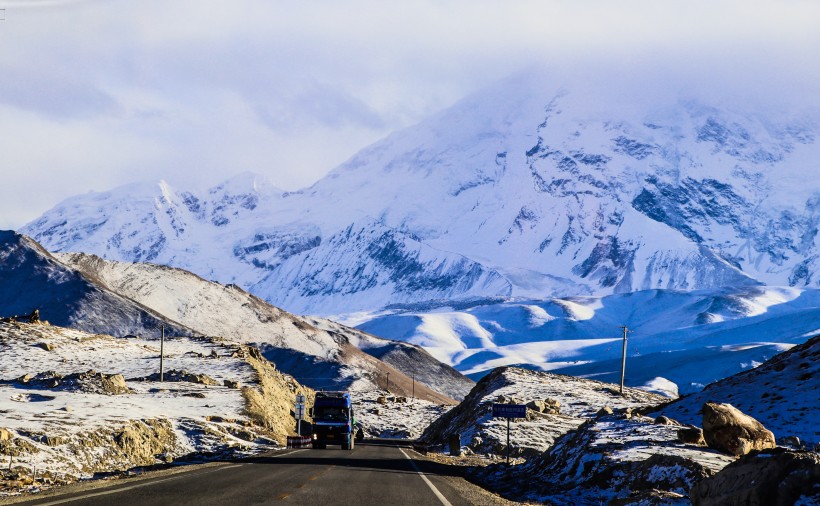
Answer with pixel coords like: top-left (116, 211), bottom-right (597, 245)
top-left (160, 323), bottom-right (165, 382)
top-left (619, 325), bottom-right (630, 395)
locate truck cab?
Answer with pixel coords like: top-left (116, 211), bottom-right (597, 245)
top-left (310, 391), bottom-right (355, 450)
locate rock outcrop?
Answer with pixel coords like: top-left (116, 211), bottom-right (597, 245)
top-left (420, 367), bottom-right (667, 459)
top-left (678, 426), bottom-right (707, 446)
top-left (690, 447), bottom-right (820, 506)
top-left (701, 402), bottom-right (775, 456)
top-left (527, 398), bottom-right (560, 414)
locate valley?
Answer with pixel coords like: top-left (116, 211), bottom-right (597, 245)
top-left (3, 69), bottom-right (819, 504)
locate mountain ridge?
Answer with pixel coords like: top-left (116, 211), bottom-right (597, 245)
top-left (21, 70), bottom-right (820, 315)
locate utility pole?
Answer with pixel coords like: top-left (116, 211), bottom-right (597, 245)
top-left (160, 323), bottom-right (165, 382)
top-left (506, 417), bottom-right (511, 465)
top-left (619, 325), bottom-right (630, 395)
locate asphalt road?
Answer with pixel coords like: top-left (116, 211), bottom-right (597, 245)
top-left (10, 445), bottom-right (515, 506)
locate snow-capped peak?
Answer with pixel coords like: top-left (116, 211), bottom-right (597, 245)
top-left (21, 70), bottom-right (820, 316)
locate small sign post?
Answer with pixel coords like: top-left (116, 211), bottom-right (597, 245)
top-left (295, 394), bottom-right (306, 436)
top-left (492, 404), bottom-right (526, 465)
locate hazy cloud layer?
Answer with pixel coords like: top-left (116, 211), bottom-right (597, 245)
top-left (0, 0), bottom-right (818, 229)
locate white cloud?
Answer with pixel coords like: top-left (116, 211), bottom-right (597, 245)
top-left (0, 0), bottom-right (818, 229)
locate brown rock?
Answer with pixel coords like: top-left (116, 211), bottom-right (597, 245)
top-left (543, 398), bottom-right (561, 414)
top-left (526, 399), bottom-right (547, 413)
top-left (780, 436), bottom-right (801, 449)
top-left (678, 426), bottom-right (707, 446)
top-left (655, 415), bottom-right (680, 426)
top-left (37, 342), bottom-right (54, 351)
top-left (701, 402), bottom-right (776, 456)
top-left (100, 373), bottom-right (129, 394)
top-left (223, 379), bottom-right (240, 389)
top-left (526, 398), bottom-right (561, 414)
top-left (0, 428), bottom-right (11, 441)
top-left (691, 448), bottom-right (820, 506)
top-left (376, 396), bottom-right (387, 405)
top-left (595, 406), bottom-right (614, 417)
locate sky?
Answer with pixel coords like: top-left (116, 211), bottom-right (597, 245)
top-left (0, 0), bottom-right (818, 230)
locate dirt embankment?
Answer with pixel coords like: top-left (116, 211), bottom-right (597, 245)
top-left (241, 346), bottom-right (314, 444)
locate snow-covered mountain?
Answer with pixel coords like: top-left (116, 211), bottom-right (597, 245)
top-left (0, 230), bottom-right (191, 337)
top-left (21, 70), bottom-right (820, 315)
top-left (355, 286), bottom-right (820, 395)
top-left (0, 232), bottom-right (470, 401)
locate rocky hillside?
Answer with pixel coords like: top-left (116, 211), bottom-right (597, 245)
top-left (655, 334), bottom-right (820, 446)
top-left (56, 251), bottom-right (471, 402)
top-left (419, 367), bottom-right (667, 458)
top-left (21, 70), bottom-right (820, 315)
top-left (0, 320), bottom-right (310, 495)
top-left (440, 346), bottom-right (819, 505)
top-left (475, 415), bottom-right (735, 505)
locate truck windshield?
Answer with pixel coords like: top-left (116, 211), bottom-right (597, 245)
top-left (314, 407), bottom-right (348, 421)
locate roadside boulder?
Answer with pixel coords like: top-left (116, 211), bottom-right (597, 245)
top-left (701, 403), bottom-right (775, 456)
top-left (690, 447), bottom-right (820, 506)
top-left (677, 426), bottom-right (706, 446)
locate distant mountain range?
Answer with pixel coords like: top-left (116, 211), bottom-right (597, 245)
top-left (21, 70), bottom-right (820, 316)
top-left (0, 231), bottom-right (471, 401)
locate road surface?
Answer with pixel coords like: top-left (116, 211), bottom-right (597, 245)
top-left (9, 444), bottom-right (516, 506)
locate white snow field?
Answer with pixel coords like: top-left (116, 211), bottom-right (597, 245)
top-left (355, 286), bottom-right (820, 395)
top-left (0, 321), bottom-right (289, 490)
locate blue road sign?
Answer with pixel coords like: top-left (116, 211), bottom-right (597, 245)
top-left (492, 403), bottom-right (527, 419)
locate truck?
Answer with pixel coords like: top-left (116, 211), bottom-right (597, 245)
top-left (310, 391), bottom-right (355, 450)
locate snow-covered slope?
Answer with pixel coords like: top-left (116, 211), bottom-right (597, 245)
top-left (422, 366), bottom-right (736, 505)
top-left (475, 415), bottom-right (735, 505)
top-left (656, 334), bottom-right (820, 446)
top-left (355, 286), bottom-right (820, 395)
top-left (21, 70), bottom-right (820, 315)
top-left (0, 321), bottom-right (309, 492)
top-left (0, 230), bottom-right (191, 337)
top-left (57, 251), bottom-right (472, 401)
